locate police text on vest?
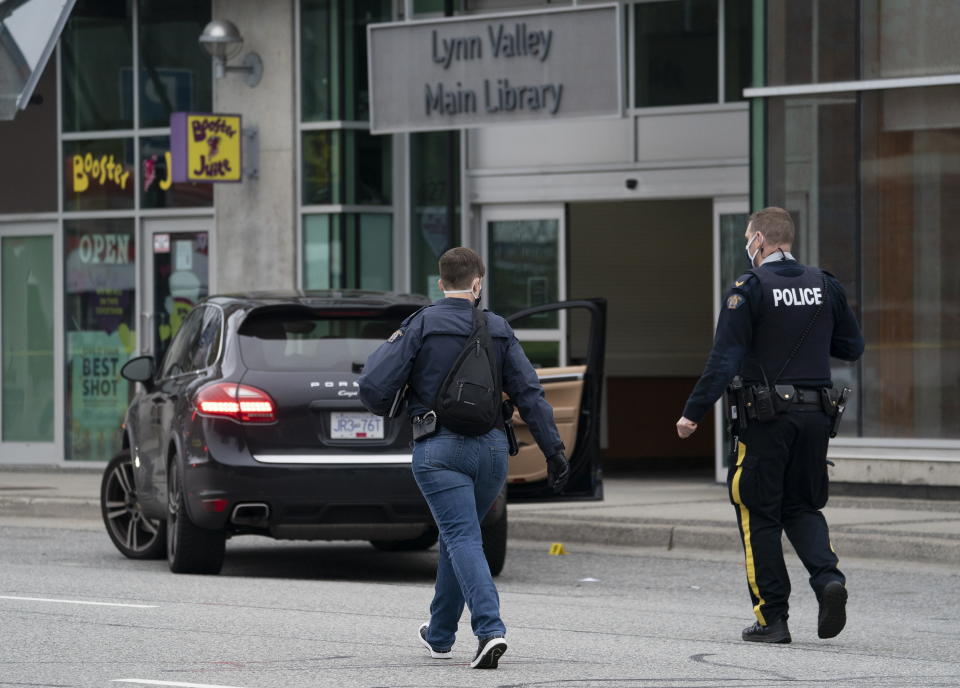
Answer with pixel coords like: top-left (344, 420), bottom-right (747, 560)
top-left (772, 287), bottom-right (822, 307)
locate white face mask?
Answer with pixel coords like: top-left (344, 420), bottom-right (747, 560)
top-left (745, 232), bottom-right (763, 266)
top-left (443, 280), bottom-right (482, 306)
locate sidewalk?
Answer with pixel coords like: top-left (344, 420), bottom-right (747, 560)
top-left (1, 467), bottom-right (958, 565)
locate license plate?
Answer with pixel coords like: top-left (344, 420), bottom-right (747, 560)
top-left (330, 412), bottom-right (384, 439)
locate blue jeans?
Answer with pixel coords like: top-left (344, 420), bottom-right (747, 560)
top-left (412, 428), bottom-right (508, 650)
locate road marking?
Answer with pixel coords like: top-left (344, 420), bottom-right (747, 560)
top-left (0, 595), bottom-right (157, 609)
top-left (113, 681), bottom-right (253, 688)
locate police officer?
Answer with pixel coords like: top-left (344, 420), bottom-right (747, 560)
top-left (358, 247), bottom-right (570, 669)
top-left (676, 207), bottom-right (864, 644)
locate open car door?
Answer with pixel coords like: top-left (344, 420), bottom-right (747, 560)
top-left (505, 299), bottom-right (606, 500)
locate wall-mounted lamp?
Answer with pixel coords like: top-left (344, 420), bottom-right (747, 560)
top-left (199, 19), bottom-right (263, 88)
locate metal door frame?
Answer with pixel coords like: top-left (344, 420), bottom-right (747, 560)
top-left (480, 203), bottom-right (568, 365)
top-left (0, 220), bottom-right (63, 464)
top-left (712, 197), bottom-right (750, 483)
top-left (139, 216), bottom-right (216, 359)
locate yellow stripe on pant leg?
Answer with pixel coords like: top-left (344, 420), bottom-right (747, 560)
top-left (731, 441), bottom-right (768, 626)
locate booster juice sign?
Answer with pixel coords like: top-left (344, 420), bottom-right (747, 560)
top-left (170, 112), bottom-right (242, 183)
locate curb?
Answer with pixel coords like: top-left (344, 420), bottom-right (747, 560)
top-left (509, 515), bottom-right (960, 566)
top-left (3, 497), bottom-right (958, 566)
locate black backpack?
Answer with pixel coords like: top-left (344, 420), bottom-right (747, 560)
top-left (434, 307), bottom-right (501, 436)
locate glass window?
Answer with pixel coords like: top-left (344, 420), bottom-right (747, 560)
top-left (301, 0), bottom-right (391, 122)
top-left (767, 92), bottom-right (860, 432)
top-left (152, 231), bottom-right (210, 362)
top-left (634, 0), bottom-right (718, 107)
top-left (238, 310), bottom-right (408, 372)
top-left (303, 213), bottom-right (393, 290)
top-left (766, 0), bottom-right (856, 86)
top-left (63, 138), bottom-right (135, 211)
top-left (488, 220), bottom-right (559, 328)
top-left (861, 0), bottom-right (960, 80)
top-left (141, 136), bottom-right (213, 209)
top-left (193, 307), bottom-right (222, 369)
top-left (61, 0), bottom-right (134, 132)
top-left (64, 219), bottom-right (136, 461)
top-left (2, 236), bottom-right (54, 442)
top-left (302, 130), bottom-right (392, 205)
top-left (724, 0), bottom-right (752, 101)
top-left (859, 86), bottom-right (960, 439)
top-left (137, 0), bottom-right (212, 128)
top-left (410, 132), bottom-right (459, 299)
top-left (159, 306), bottom-right (203, 378)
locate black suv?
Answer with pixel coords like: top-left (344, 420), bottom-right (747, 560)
top-left (101, 291), bottom-right (605, 575)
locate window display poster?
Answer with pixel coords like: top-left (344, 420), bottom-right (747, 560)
top-left (65, 220), bottom-right (136, 462)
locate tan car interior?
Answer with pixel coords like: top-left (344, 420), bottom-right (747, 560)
top-left (507, 365), bottom-right (585, 483)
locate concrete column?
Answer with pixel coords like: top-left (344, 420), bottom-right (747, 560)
top-left (211, 0), bottom-right (296, 292)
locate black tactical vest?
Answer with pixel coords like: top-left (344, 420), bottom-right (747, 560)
top-left (742, 263), bottom-right (834, 385)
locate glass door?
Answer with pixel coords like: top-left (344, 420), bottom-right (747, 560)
top-left (482, 204), bottom-right (567, 367)
top-left (141, 218), bottom-right (213, 364)
top-left (713, 199), bottom-right (750, 482)
top-left (0, 222), bottom-right (62, 463)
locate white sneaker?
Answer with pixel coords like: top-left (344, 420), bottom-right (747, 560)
top-left (418, 622), bottom-right (452, 659)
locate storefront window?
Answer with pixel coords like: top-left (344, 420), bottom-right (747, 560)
top-left (303, 213), bottom-right (392, 291)
top-left (302, 130), bottom-right (392, 206)
top-left (140, 137), bottom-right (213, 209)
top-left (860, 86), bottom-right (960, 439)
top-left (410, 132), bottom-right (459, 299)
top-left (634, 0), bottom-right (718, 107)
top-left (64, 219), bottom-right (136, 461)
top-left (61, 0), bottom-right (134, 132)
top-left (301, 0), bottom-right (391, 122)
top-left (63, 138), bottom-right (135, 211)
top-left (724, 0), bottom-right (752, 101)
top-left (488, 220), bottom-right (559, 329)
top-left (137, 0), bottom-right (212, 128)
top-left (766, 0), bottom-right (856, 86)
top-left (767, 85), bottom-right (960, 440)
top-left (2, 236), bottom-right (54, 442)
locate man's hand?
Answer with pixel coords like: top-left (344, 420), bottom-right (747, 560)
top-left (546, 453), bottom-right (570, 493)
top-left (676, 417), bottom-right (698, 439)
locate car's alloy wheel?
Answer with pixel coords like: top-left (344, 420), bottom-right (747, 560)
top-left (166, 456), bottom-right (226, 575)
top-left (101, 451), bottom-right (166, 559)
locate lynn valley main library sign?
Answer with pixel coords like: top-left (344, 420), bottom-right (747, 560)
top-left (367, 4), bottom-right (622, 133)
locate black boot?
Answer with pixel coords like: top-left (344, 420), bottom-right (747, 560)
top-left (818, 580), bottom-right (848, 639)
top-left (742, 617), bottom-right (791, 643)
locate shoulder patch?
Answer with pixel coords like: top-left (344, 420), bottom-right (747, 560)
top-left (727, 294), bottom-right (746, 310)
top-left (387, 329), bottom-right (404, 343)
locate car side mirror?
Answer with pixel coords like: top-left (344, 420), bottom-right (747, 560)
top-left (121, 355), bottom-right (155, 383)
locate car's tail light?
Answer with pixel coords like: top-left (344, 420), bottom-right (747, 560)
top-left (196, 383), bottom-right (277, 423)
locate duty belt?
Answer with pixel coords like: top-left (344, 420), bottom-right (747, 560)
top-left (788, 386), bottom-right (827, 407)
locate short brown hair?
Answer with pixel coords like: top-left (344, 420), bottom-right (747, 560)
top-left (748, 207), bottom-right (795, 246)
top-left (439, 247), bottom-right (485, 289)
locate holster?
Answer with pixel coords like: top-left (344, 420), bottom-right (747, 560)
top-left (501, 400), bottom-right (519, 456)
top-left (412, 411), bottom-right (438, 441)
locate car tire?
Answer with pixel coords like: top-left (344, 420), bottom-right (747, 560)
top-left (370, 528), bottom-right (439, 551)
top-left (167, 456), bottom-right (225, 575)
top-left (481, 506), bottom-right (507, 577)
top-left (101, 451), bottom-right (166, 560)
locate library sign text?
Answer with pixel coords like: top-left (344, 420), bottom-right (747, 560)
top-left (369, 5), bottom-right (620, 133)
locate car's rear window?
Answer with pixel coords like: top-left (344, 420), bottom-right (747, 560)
top-left (238, 307), bottom-right (408, 372)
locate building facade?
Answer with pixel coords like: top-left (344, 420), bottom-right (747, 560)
top-left (1, 0), bottom-right (957, 486)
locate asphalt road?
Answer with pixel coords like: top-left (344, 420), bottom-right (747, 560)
top-left (0, 516), bottom-right (958, 688)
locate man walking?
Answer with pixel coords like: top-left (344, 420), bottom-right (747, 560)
top-left (676, 207), bottom-right (864, 643)
top-left (359, 247), bottom-right (569, 668)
